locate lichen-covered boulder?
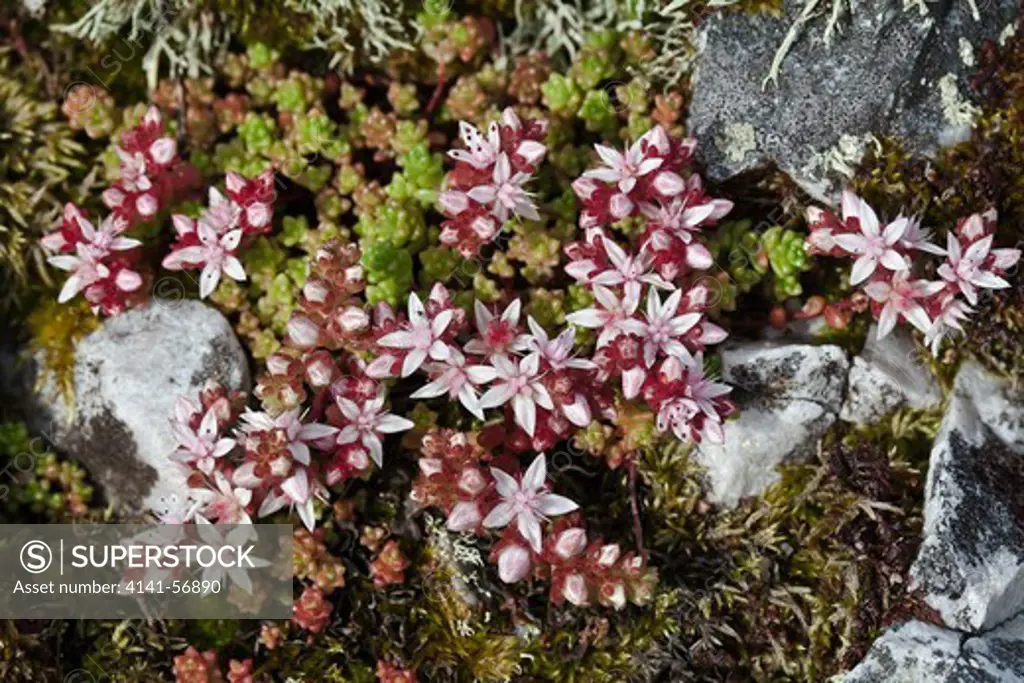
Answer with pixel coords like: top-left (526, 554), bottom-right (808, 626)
top-left (688, 0), bottom-right (1019, 201)
top-left (36, 301), bottom-right (250, 516)
top-left (840, 325), bottom-right (942, 424)
top-left (696, 341), bottom-right (848, 506)
top-left (911, 360), bottom-right (1024, 632)
top-left (840, 620), bottom-right (961, 682)
top-left (842, 616), bottom-right (1024, 682)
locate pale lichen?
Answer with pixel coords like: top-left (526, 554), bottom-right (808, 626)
top-left (715, 121), bottom-right (758, 164)
top-left (958, 37), bottom-right (975, 67)
top-left (937, 73), bottom-right (980, 128)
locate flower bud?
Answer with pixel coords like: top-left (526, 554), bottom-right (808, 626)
top-left (497, 544), bottom-right (531, 584)
top-left (287, 316), bottom-right (320, 348)
top-left (596, 543), bottom-right (620, 567)
top-left (337, 306), bottom-right (370, 333)
top-left (553, 528), bottom-right (587, 560)
top-left (446, 501), bottom-right (481, 532)
top-left (563, 573), bottom-right (589, 606)
top-left (598, 580), bottom-right (626, 610)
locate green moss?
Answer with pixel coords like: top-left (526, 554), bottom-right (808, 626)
top-left (638, 405), bottom-right (939, 679)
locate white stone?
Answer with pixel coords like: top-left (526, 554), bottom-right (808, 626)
top-left (842, 616), bottom-right (1024, 682)
top-left (840, 325), bottom-right (942, 424)
top-left (36, 300), bottom-right (249, 517)
top-left (911, 361), bottom-right (1024, 632)
top-left (840, 620), bottom-right (961, 682)
top-left (696, 341), bottom-right (848, 506)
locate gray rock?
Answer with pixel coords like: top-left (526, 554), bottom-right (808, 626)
top-left (696, 341), bottom-right (848, 505)
top-left (840, 325), bottom-right (943, 424)
top-left (911, 360), bottom-right (1024, 632)
top-left (963, 613), bottom-right (1024, 681)
top-left (34, 300), bottom-right (249, 517)
top-left (841, 620), bottom-right (961, 682)
top-left (842, 616), bottom-right (1024, 682)
top-left (688, 0), bottom-right (1019, 202)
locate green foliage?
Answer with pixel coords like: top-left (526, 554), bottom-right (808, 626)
top-left (709, 220), bottom-right (812, 305)
top-left (0, 421), bottom-right (94, 521)
top-left (0, 49), bottom-right (86, 317)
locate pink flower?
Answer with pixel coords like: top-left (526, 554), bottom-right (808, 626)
top-left (62, 212), bottom-right (140, 254)
top-left (897, 217), bottom-right (945, 255)
top-left (831, 191), bottom-right (911, 284)
top-left (410, 347), bottom-right (497, 420)
top-left (517, 316), bottom-right (595, 372)
top-left (639, 193), bottom-right (732, 243)
top-left (448, 119), bottom-right (501, 170)
top-left (465, 298), bottom-right (523, 358)
top-left (483, 454), bottom-right (578, 552)
top-left (466, 153), bottom-right (541, 223)
top-left (478, 354), bottom-right (553, 437)
top-left (237, 408), bottom-right (338, 466)
top-left (162, 222), bottom-right (246, 298)
top-left (937, 233), bottom-right (1014, 305)
top-left (863, 272), bottom-right (945, 339)
top-left (588, 238), bottom-right (672, 302)
top-left (48, 244), bottom-right (112, 303)
top-left (924, 294), bottom-right (972, 354)
top-left (333, 388), bottom-right (415, 467)
top-left (566, 285), bottom-right (641, 348)
top-left (585, 136), bottom-right (665, 197)
top-left (169, 400), bottom-right (236, 475)
top-left (626, 288), bottom-right (703, 367)
top-left (258, 467), bottom-right (324, 531)
top-left (651, 355), bottom-right (733, 444)
top-left (377, 292), bottom-right (454, 376)
top-left (198, 187), bottom-right (243, 235)
top-left (191, 470), bottom-right (252, 524)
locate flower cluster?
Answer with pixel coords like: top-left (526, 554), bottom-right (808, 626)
top-left (163, 375), bottom-right (412, 533)
top-left (162, 170), bottom-right (276, 298)
top-left (103, 106), bottom-right (194, 225)
top-left (572, 126), bottom-right (698, 229)
top-left (40, 107), bottom-right (198, 315)
top-left (369, 125), bottom-right (735, 449)
top-left (563, 126), bottom-right (736, 445)
top-left (41, 204), bottom-right (146, 316)
top-left (438, 108), bottom-right (548, 257)
top-left (282, 239), bottom-right (369, 353)
top-left (806, 192), bottom-right (1020, 351)
top-left (40, 106), bottom-right (275, 314)
top-left (367, 282), bottom-right (602, 450)
top-left (412, 431), bottom-right (656, 604)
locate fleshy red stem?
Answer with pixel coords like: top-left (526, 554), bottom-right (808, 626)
top-left (628, 459), bottom-right (646, 560)
top-left (425, 61), bottom-right (448, 117)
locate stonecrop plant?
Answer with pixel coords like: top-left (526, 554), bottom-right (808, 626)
top-left (152, 111), bottom-right (735, 611)
top-left (9, 2), bottom-right (1024, 679)
top-left (806, 191), bottom-right (1021, 351)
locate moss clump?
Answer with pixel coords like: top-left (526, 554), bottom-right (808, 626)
top-left (27, 298), bottom-right (100, 406)
top-left (638, 407), bottom-right (940, 679)
top-left (0, 49), bottom-right (86, 318)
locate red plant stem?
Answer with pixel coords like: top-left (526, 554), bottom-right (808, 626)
top-left (425, 61), bottom-right (448, 117)
top-left (628, 459), bottom-right (646, 560)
